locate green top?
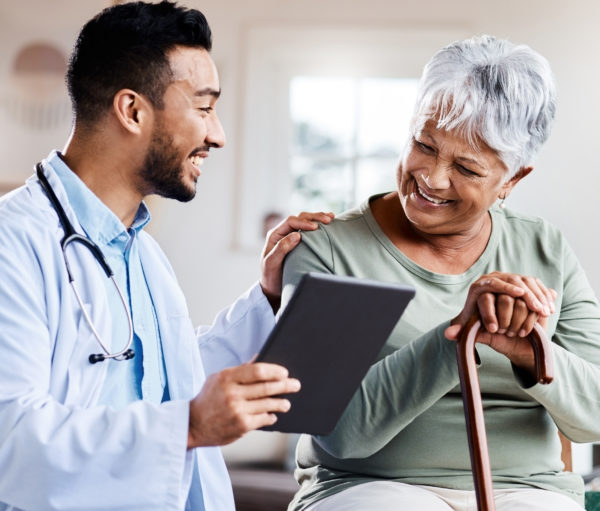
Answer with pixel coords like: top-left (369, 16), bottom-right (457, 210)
top-left (281, 198), bottom-right (600, 510)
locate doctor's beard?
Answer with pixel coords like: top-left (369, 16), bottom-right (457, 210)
top-left (139, 123), bottom-right (196, 203)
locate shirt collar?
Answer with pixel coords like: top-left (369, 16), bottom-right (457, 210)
top-left (47, 151), bottom-right (151, 246)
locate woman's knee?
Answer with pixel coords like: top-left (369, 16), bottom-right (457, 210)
top-left (305, 481), bottom-right (454, 511)
top-left (495, 488), bottom-right (585, 511)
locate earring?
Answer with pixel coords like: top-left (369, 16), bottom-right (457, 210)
top-left (498, 194), bottom-right (506, 209)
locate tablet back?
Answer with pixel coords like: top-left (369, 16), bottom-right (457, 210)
top-left (256, 272), bottom-right (415, 435)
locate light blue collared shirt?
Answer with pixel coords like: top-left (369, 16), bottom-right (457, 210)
top-left (49, 152), bottom-right (168, 408)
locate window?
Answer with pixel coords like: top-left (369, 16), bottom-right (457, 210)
top-left (235, 25), bottom-right (467, 248)
top-left (289, 76), bottom-right (419, 213)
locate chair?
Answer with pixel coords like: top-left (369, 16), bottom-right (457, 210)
top-left (559, 432), bottom-right (600, 511)
top-left (457, 318), bottom-right (600, 511)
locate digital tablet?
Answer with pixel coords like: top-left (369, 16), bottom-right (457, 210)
top-left (256, 272), bottom-right (415, 435)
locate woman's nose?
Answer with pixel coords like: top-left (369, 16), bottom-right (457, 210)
top-left (421, 161), bottom-right (451, 189)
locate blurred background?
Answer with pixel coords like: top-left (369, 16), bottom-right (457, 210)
top-left (1, 0), bottom-right (599, 506)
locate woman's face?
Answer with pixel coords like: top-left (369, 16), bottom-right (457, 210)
top-left (397, 120), bottom-right (519, 236)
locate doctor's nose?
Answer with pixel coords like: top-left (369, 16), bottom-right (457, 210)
top-left (206, 114), bottom-right (225, 149)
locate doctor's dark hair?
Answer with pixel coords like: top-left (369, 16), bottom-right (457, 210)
top-left (66, 0), bottom-right (212, 125)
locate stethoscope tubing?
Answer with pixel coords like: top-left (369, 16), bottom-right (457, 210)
top-left (36, 162), bottom-right (135, 364)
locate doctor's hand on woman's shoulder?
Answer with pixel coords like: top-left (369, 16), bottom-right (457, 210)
top-left (186, 361), bottom-right (301, 448)
top-left (260, 211), bottom-right (334, 313)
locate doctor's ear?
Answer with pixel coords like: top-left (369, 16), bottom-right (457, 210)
top-left (112, 89), bottom-right (152, 135)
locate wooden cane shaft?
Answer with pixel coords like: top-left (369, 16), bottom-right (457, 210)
top-left (457, 318), bottom-right (554, 511)
top-left (457, 318), bottom-right (496, 511)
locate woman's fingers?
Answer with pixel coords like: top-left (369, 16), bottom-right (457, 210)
top-left (537, 278), bottom-right (557, 314)
top-left (477, 292), bottom-right (499, 333)
top-left (517, 310), bottom-right (539, 338)
top-left (505, 298), bottom-right (529, 336)
top-left (480, 272), bottom-right (558, 318)
top-left (498, 274), bottom-right (547, 315)
top-left (489, 272), bottom-right (555, 316)
top-left (448, 272), bottom-right (556, 374)
top-left (451, 272), bottom-right (557, 340)
top-left (495, 294), bottom-right (515, 334)
top-left (453, 276), bottom-right (527, 331)
top-left (521, 276), bottom-right (552, 315)
top-left (478, 295), bottom-right (532, 337)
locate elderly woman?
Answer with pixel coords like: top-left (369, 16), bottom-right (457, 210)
top-left (282, 35), bottom-right (600, 511)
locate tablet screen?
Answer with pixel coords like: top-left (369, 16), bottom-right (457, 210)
top-left (257, 272), bottom-right (415, 434)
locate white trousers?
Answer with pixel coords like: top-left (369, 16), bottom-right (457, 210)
top-left (305, 481), bottom-right (584, 511)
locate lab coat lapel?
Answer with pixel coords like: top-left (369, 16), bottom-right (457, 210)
top-left (28, 167), bottom-right (111, 407)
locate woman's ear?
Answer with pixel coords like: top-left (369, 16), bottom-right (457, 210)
top-left (112, 89), bottom-right (152, 135)
top-left (501, 165), bottom-right (534, 198)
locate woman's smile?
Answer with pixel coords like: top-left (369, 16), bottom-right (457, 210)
top-left (414, 182), bottom-right (452, 206)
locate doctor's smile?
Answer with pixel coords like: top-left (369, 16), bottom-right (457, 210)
top-left (189, 152), bottom-right (207, 176)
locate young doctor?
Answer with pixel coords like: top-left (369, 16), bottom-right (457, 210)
top-left (0, 2), bottom-right (332, 510)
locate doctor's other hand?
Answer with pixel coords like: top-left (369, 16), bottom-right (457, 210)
top-left (187, 362), bottom-right (301, 449)
top-left (260, 211), bottom-right (334, 312)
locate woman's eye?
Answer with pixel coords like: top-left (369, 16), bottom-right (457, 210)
top-left (456, 164), bottom-right (478, 176)
top-left (415, 140), bottom-right (434, 153)
top-left (198, 107), bottom-right (213, 114)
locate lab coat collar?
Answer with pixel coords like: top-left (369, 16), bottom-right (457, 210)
top-left (44, 151), bottom-right (151, 248)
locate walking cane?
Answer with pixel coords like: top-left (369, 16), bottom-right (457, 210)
top-left (456, 317), bottom-right (554, 511)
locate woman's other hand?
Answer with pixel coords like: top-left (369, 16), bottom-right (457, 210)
top-left (446, 272), bottom-right (555, 338)
top-left (477, 281), bottom-right (556, 338)
top-left (445, 272), bottom-right (557, 374)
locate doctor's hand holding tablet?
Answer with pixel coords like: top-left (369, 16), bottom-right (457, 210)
top-left (188, 212), bottom-right (336, 447)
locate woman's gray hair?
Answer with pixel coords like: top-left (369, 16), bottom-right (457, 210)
top-left (411, 35), bottom-right (556, 178)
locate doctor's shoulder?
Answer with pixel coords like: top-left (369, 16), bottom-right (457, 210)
top-left (0, 182), bottom-right (64, 266)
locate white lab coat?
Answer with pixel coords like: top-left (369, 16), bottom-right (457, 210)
top-left (0, 161), bottom-right (275, 511)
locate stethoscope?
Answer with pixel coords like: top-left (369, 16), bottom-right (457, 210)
top-left (36, 162), bottom-right (135, 364)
